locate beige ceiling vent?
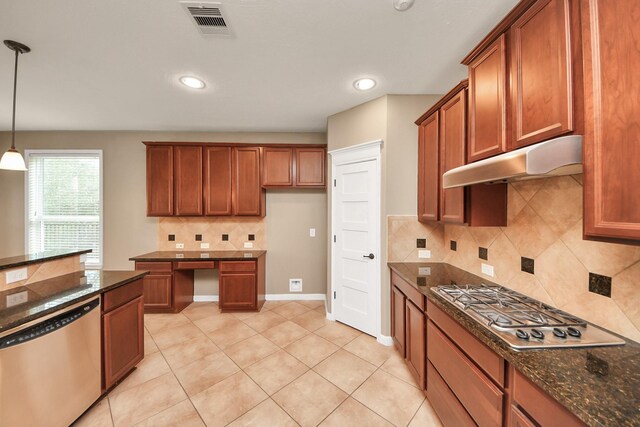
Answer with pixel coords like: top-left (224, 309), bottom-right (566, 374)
top-left (181, 2), bottom-right (231, 35)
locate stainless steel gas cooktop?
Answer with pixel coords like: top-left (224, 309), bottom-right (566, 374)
top-left (432, 284), bottom-right (625, 350)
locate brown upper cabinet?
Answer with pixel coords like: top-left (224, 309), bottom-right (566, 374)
top-left (467, 34), bottom-right (507, 162)
top-left (581, 0), bottom-right (640, 242)
top-left (146, 145), bottom-right (173, 216)
top-left (415, 81), bottom-right (507, 226)
top-left (261, 146), bottom-right (326, 188)
top-left (233, 147), bottom-right (265, 216)
top-left (174, 146), bottom-right (203, 216)
top-left (204, 146), bottom-right (233, 216)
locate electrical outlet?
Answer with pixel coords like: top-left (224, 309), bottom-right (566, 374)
top-left (481, 263), bottom-right (495, 277)
top-left (200, 243), bottom-right (210, 249)
top-left (418, 250), bottom-right (431, 259)
top-left (5, 267), bottom-right (28, 284)
top-left (175, 243), bottom-right (184, 249)
top-left (244, 242), bottom-right (253, 249)
top-left (309, 228), bottom-right (316, 237)
top-left (289, 279), bottom-right (303, 292)
top-left (6, 291), bottom-right (28, 307)
top-left (200, 253), bottom-right (210, 258)
top-left (175, 253), bottom-right (184, 258)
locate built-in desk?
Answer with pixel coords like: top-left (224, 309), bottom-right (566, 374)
top-left (129, 251), bottom-right (266, 313)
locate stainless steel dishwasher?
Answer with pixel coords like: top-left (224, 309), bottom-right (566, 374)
top-left (0, 297), bottom-right (102, 427)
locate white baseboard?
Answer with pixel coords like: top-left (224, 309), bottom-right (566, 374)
top-left (193, 295), bottom-right (219, 302)
top-left (377, 335), bottom-right (393, 346)
top-left (265, 293), bottom-right (326, 301)
top-left (194, 294), bottom-right (326, 302)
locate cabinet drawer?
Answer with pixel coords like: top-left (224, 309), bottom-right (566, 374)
top-left (427, 361), bottom-right (475, 427)
top-left (135, 261), bottom-right (172, 272)
top-left (512, 368), bottom-right (584, 427)
top-left (427, 320), bottom-right (503, 426)
top-left (219, 261), bottom-right (256, 273)
top-left (510, 405), bottom-right (536, 427)
top-left (103, 280), bottom-right (143, 313)
top-left (175, 261), bottom-right (216, 270)
top-left (390, 271), bottom-right (425, 311)
top-left (427, 300), bottom-right (504, 385)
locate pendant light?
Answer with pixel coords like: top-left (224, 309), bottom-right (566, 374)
top-left (0, 40), bottom-right (30, 171)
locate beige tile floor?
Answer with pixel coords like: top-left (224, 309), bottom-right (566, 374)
top-left (74, 300), bottom-right (443, 427)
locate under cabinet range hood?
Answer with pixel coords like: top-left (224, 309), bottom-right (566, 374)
top-left (442, 135), bottom-right (583, 189)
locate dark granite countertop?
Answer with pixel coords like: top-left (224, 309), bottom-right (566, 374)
top-left (130, 250), bottom-right (267, 262)
top-left (0, 249), bottom-right (93, 272)
top-left (388, 262), bottom-right (640, 427)
top-left (0, 270), bottom-right (148, 334)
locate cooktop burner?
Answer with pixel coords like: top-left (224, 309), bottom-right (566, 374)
top-left (432, 284), bottom-right (625, 350)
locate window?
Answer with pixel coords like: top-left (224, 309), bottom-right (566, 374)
top-left (26, 150), bottom-right (103, 268)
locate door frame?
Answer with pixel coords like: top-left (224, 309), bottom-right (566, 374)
top-left (329, 139), bottom-right (382, 340)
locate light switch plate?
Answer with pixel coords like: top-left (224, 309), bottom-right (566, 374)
top-left (5, 267), bottom-right (28, 284)
top-left (418, 250), bottom-right (431, 259)
top-left (418, 267), bottom-right (431, 276)
top-left (200, 243), bottom-right (210, 249)
top-left (244, 242), bottom-right (254, 249)
top-left (176, 243), bottom-right (184, 249)
top-left (309, 228), bottom-right (316, 237)
top-left (6, 291), bottom-right (28, 307)
top-left (481, 263), bottom-right (495, 277)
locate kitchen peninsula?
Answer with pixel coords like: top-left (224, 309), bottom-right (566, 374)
top-left (130, 250), bottom-right (266, 313)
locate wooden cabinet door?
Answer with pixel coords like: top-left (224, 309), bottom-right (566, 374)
top-left (468, 34), bottom-right (507, 162)
top-left (262, 147), bottom-right (293, 187)
top-left (219, 274), bottom-right (257, 310)
top-left (146, 145), bottom-right (173, 216)
top-left (582, 0), bottom-right (640, 241)
top-left (405, 300), bottom-right (425, 389)
top-left (102, 296), bottom-right (144, 389)
top-left (204, 146), bottom-right (233, 216)
top-left (142, 274), bottom-right (172, 309)
top-left (418, 112), bottom-right (439, 222)
top-left (233, 147), bottom-right (265, 216)
top-left (174, 146), bottom-right (203, 216)
top-left (439, 89), bottom-right (467, 224)
top-left (295, 148), bottom-right (326, 187)
top-left (510, 405), bottom-right (536, 427)
top-left (510, 0), bottom-right (573, 148)
top-left (391, 286), bottom-right (406, 357)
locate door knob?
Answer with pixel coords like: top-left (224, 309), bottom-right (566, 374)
top-left (363, 253), bottom-right (375, 259)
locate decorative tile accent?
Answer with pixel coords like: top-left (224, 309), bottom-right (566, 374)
top-left (416, 238), bottom-right (426, 248)
top-left (195, 234), bottom-right (202, 241)
top-left (222, 234), bottom-right (229, 241)
top-left (158, 217), bottom-right (266, 251)
top-left (168, 234), bottom-right (175, 241)
top-left (521, 257), bottom-right (534, 274)
top-left (589, 273), bottom-right (612, 297)
top-left (478, 247), bottom-right (488, 261)
top-left (248, 234), bottom-right (255, 241)
top-left (450, 240), bottom-right (457, 251)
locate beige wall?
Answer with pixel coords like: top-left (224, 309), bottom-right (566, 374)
top-left (0, 130), bottom-right (327, 296)
top-left (325, 95), bottom-right (440, 336)
top-left (388, 175), bottom-right (640, 342)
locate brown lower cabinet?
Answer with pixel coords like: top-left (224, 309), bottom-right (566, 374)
top-left (102, 280), bottom-right (144, 391)
top-left (135, 261), bottom-right (193, 313)
top-left (219, 258), bottom-right (265, 312)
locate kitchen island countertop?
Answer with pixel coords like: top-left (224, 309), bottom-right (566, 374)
top-left (0, 270), bottom-right (148, 334)
top-left (389, 262), bottom-right (640, 427)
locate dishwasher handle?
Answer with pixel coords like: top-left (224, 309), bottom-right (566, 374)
top-left (0, 298), bottom-right (100, 350)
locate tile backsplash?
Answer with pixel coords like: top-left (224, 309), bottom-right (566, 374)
top-left (158, 217), bottom-right (266, 251)
top-left (388, 175), bottom-right (640, 342)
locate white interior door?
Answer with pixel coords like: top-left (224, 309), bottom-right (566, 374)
top-left (333, 157), bottom-right (379, 337)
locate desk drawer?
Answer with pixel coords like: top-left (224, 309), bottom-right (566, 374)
top-left (135, 261), bottom-right (172, 272)
top-left (103, 280), bottom-right (143, 313)
top-left (219, 261), bottom-right (256, 273)
top-left (175, 261), bottom-right (216, 270)
top-left (428, 320), bottom-right (503, 426)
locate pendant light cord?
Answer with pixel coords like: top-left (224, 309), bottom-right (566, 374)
top-left (10, 48), bottom-right (19, 150)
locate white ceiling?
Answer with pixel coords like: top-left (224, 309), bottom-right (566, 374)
top-left (0, 0), bottom-right (518, 132)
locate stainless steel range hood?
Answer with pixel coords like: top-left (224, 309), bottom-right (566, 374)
top-left (442, 135), bottom-right (583, 189)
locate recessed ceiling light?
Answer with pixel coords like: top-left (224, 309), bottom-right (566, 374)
top-left (354, 78), bottom-right (376, 91)
top-left (179, 76), bottom-right (206, 89)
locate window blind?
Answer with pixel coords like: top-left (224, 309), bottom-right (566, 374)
top-left (26, 151), bottom-right (102, 267)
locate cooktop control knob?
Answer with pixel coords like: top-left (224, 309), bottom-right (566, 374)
top-left (567, 327), bottom-right (582, 338)
top-left (553, 328), bottom-right (567, 339)
top-left (515, 329), bottom-right (529, 340)
top-left (531, 329), bottom-right (545, 340)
